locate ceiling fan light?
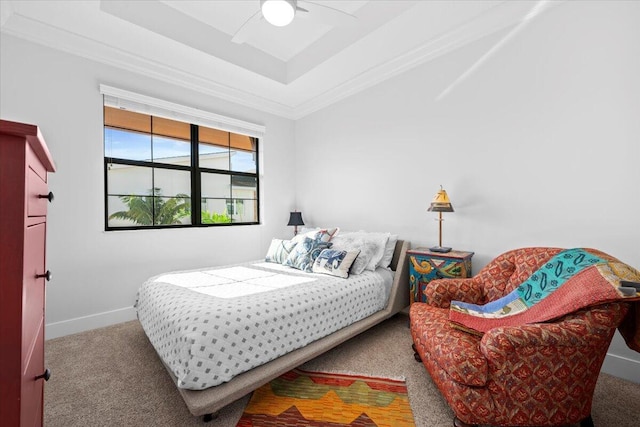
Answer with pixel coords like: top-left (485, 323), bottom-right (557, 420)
top-left (261, 0), bottom-right (296, 27)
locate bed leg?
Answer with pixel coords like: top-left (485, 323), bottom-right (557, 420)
top-left (202, 412), bottom-right (219, 423)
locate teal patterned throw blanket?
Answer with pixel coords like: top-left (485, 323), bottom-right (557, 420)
top-left (449, 249), bottom-right (640, 345)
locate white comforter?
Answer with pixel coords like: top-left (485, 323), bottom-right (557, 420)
top-left (136, 261), bottom-right (394, 390)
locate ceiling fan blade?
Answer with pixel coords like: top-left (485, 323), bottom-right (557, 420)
top-left (299, 1), bottom-right (357, 26)
top-left (231, 9), bottom-right (263, 44)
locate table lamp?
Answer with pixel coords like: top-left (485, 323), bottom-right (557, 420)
top-left (427, 186), bottom-right (454, 253)
top-left (287, 211), bottom-right (304, 236)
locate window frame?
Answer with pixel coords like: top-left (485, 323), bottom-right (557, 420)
top-left (103, 111), bottom-right (260, 231)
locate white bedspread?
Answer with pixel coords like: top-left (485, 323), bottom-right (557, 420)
top-left (136, 261), bottom-right (394, 390)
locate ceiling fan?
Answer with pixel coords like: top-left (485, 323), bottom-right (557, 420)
top-left (232, 0), bottom-right (357, 44)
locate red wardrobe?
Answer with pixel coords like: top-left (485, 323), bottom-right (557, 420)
top-left (0, 120), bottom-right (56, 426)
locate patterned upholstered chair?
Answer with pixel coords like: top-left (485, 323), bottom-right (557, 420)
top-left (409, 247), bottom-right (631, 427)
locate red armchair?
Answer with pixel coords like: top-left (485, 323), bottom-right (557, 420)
top-left (410, 247), bottom-right (630, 427)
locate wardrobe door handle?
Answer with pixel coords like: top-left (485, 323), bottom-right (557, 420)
top-left (38, 191), bottom-right (54, 203)
top-left (36, 270), bottom-right (52, 281)
top-left (35, 368), bottom-right (51, 381)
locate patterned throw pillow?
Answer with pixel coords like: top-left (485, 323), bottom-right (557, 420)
top-left (284, 237), bottom-right (332, 272)
top-left (292, 228), bottom-right (336, 245)
top-left (265, 239), bottom-right (298, 264)
top-left (312, 249), bottom-right (361, 278)
top-left (298, 227), bottom-right (339, 241)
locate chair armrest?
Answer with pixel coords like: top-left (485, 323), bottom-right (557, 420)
top-left (482, 323), bottom-right (603, 362)
top-left (481, 303), bottom-right (628, 361)
top-left (481, 303), bottom-right (628, 373)
top-left (424, 277), bottom-right (485, 308)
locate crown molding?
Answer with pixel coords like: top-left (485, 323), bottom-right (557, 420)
top-left (0, 9), bottom-right (297, 119)
top-left (1, 1), bottom-right (562, 121)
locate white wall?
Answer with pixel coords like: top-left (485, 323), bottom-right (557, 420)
top-left (0, 35), bottom-right (297, 337)
top-left (1, 1), bottom-right (638, 382)
top-left (295, 1), bottom-right (640, 382)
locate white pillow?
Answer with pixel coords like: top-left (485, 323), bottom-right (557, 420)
top-left (330, 233), bottom-right (381, 275)
top-left (379, 234), bottom-right (399, 269)
top-left (312, 249), bottom-right (360, 278)
top-left (338, 231), bottom-right (389, 271)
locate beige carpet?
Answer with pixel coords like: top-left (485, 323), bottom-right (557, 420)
top-left (44, 314), bottom-right (640, 427)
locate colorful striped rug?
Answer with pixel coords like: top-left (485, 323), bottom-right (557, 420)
top-left (236, 368), bottom-right (415, 427)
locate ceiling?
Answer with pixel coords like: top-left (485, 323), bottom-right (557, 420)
top-left (0, 0), bottom-right (559, 119)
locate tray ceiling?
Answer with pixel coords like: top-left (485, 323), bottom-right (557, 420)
top-left (0, 1), bottom-right (560, 119)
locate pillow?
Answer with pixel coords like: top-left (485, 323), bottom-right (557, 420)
top-left (292, 230), bottom-right (328, 245)
top-left (312, 249), bottom-right (360, 278)
top-left (362, 232), bottom-right (390, 270)
top-left (284, 237), bottom-right (332, 272)
top-left (333, 231), bottom-right (389, 272)
top-left (300, 226), bottom-right (340, 240)
top-left (294, 227), bottom-right (339, 243)
top-left (265, 239), bottom-right (298, 264)
top-left (379, 234), bottom-right (399, 269)
top-left (330, 234), bottom-right (380, 275)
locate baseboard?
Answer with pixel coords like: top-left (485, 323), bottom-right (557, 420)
top-left (45, 306), bottom-right (137, 340)
top-left (601, 352), bottom-right (640, 384)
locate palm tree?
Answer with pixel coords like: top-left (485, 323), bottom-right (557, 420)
top-left (201, 210), bottom-right (231, 224)
top-left (109, 187), bottom-right (190, 226)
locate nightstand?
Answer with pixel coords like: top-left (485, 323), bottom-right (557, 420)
top-left (408, 248), bottom-right (474, 304)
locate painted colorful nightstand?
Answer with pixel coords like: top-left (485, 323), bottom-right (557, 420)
top-left (408, 248), bottom-right (474, 304)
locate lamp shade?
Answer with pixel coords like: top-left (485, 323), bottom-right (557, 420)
top-left (427, 187), bottom-right (454, 212)
top-left (287, 211), bottom-right (304, 227)
top-left (261, 0), bottom-right (296, 27)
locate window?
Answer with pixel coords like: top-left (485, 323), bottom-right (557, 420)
top-left (102, 89), bottom-right (261, 231)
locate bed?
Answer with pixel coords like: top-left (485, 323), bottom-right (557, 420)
top-left (136, 233), bottom-right (410, 420)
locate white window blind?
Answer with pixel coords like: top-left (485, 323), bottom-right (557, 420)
top-left (99, 84), bottom-right (265, 138)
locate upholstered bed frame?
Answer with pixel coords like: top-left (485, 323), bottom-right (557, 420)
top-left (161, 239), bottom-right (410, 421)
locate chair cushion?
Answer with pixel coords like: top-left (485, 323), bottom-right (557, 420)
top-left (410, 303), bottom-right (488, 386)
